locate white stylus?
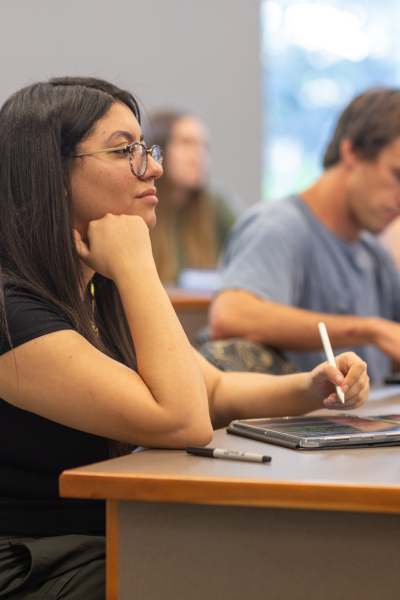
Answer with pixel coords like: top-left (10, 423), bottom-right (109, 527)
top-left (318, 322), bottom-right (345, 404)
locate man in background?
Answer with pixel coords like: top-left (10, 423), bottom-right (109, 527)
top-left (209, 88), bottom-right (400, 383)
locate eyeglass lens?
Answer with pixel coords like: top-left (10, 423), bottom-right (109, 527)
top-left (129, 144), bottom-right (162, 177)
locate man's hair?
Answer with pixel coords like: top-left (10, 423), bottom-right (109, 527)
top-left (323, 87), bottom-right (400, 168)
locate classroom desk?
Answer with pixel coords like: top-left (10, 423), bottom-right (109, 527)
top-left (60, 387), bottom-right (400, 600)
top-left (167, 288), bottom-right (211, 343)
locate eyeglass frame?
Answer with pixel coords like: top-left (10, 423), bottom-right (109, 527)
top-left (74, 141), bottom-right (163, 178)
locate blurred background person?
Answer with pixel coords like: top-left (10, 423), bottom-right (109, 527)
top-left (145, 110), bottom-right (236, 288)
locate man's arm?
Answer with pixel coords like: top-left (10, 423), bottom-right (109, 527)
top-left (210, 289), bottom-right (400, 362)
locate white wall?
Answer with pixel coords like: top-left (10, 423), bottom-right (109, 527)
top-left (0, 0), bottom-right (261, 207)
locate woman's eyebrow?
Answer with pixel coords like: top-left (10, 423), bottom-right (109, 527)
top-left (104, 130), bottom-right (142, 144)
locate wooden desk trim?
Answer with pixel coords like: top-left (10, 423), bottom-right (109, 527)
top-left (106, 501), bottom-right (118, 600)
top-left (60, 470), bottom-right (400, 515)
top-left (168, 290), bottom-right (211, 311)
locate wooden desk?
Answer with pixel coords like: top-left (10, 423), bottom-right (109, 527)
top-left (167, 288), bottom-right (212, 343)
top-left (60, 388), bottom-right (400, 600)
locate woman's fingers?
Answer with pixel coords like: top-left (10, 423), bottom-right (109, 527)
top-left (323, 383), bottom-right (368, 409)
top-left (336, 353), bottom-right (368, 392)
top-left (311, 361), bottom-right (343, 389)
top-left (324, 352), bottom-right (369, 409)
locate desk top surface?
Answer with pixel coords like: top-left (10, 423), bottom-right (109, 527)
top-left (60, 387), bottom-right (400, 514)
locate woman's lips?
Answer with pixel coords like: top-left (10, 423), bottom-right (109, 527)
top-left (136, 188), bottom-right (158, 204)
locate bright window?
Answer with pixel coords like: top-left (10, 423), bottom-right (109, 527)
top-left (262, 0), bottom-right (400, 200)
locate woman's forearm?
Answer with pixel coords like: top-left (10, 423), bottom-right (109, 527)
top-left (210, 371), bottom-right (320, 429)
top-left (115, 261), bottom-right (211, 433)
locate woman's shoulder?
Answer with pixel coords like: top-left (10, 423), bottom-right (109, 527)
top-left (207, 189), bottom-right (236, 212)
top-left (0, 284), bottom-right (75, 356)
top-left (206, 190), bottom-right (236, 232)
top-left (3, 284), bottom-right (66, 314)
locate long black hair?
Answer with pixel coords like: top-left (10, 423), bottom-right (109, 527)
top-left (0, 76), bottom-right (141, 369)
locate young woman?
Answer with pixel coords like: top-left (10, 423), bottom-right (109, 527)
top-left (146, 110), bottom-right (235, 285)
top-left (0, 77), bottom-right (368, 599)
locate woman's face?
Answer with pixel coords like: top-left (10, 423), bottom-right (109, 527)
top-left (166, 116), bottom-right (209, 191)
top-left (69, 102), bottom-right (163, 234)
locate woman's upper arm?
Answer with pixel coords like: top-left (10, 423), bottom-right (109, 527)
top-left (0, 329), bottom-right (204, 448)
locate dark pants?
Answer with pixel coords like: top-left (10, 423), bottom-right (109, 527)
top-left (0, 535), bottom-right (105, 599)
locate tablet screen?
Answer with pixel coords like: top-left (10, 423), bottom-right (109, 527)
top-left (238, 415), bottom-right (400, 438)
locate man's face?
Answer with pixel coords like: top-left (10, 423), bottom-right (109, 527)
top-left (346, 137), bottom-right (400, 235)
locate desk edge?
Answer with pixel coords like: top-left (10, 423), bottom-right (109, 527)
top-left (59, 471), bottom-right (400, 515)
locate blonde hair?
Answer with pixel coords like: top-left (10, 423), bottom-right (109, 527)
top-left (146, 110), bottom-right (223, 283)
top-left (151, 178), bottom-right (219, 283)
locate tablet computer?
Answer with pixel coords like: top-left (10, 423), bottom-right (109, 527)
top-left (227, 414), bottom-right (400, 450)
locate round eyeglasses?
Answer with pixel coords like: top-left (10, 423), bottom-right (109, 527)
top-left (74, 142), bottom-right (163, 178)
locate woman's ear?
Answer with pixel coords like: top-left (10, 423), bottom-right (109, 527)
top-left (73, 228), bottom-right (90, 259)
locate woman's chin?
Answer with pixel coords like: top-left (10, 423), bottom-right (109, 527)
top-left (128, 205), bottom-right (157, 229)
top-left (144, 209), bottom-right (157, 230)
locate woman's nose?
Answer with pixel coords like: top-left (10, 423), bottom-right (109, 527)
top-left (145, 154), bottom-right (163, 179)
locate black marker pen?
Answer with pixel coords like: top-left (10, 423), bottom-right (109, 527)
top-left (185, 447), bottom-right (271, 464)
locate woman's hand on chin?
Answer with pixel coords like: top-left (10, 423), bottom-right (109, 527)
top-left (73, 213), bottom-right (155, 281)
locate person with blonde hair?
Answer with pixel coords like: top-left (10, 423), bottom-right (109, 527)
top-left (146, 110), bottom-right (235, 285)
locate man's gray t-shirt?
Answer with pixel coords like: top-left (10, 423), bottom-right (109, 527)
top-left (218, 195), bottom-right (400, 383)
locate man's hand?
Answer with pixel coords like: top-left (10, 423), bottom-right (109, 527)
top-left (369, 318), bottom-right (400, 364)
